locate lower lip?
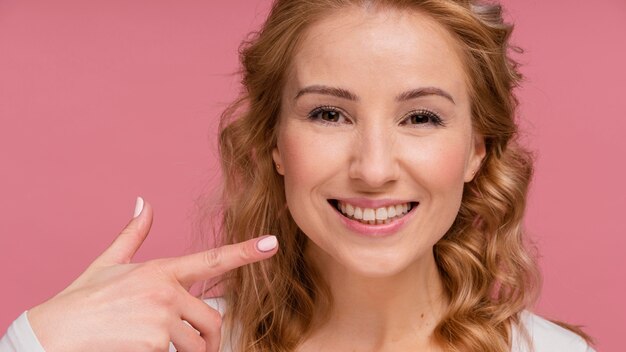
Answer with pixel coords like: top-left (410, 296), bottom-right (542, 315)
top-left (330, 202), bottom-right (417, 237)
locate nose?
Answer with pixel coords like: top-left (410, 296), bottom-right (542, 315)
top-left (348, 122), bottom-right (400, 188)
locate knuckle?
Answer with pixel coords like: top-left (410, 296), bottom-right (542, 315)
top-left (203, 249), bottom-right (223, 270)
top-left (139, 260), bottom-right (172, 282)
top-left (133, 261), bottom-right (181, 309)
top-left (118, 224), bottom-right (139, 239)
top-left (207, 308), bottom-right (223, 327)
top-left (238, 243), bottom-right (255, 262)
top-left (191, 337), bottom-right (207, 352)
top-left (141, 332), bottom-right (169, 352)
top-left (148, 285), bottom-right (178, 307)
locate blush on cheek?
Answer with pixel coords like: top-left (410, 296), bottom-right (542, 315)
top-left (279, 121), bottom-right (349, 183)
top-left (280, 133), bottom-right (320, 182)
top-left (438, 150), bottom-right (468, 184)
top-left (405, 140), bottom-right (469, 191)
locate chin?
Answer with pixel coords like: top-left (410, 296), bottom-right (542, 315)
top-left (337, 250), bottom-right (420, 279)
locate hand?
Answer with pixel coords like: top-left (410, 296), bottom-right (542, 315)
top-left (27, 197), bottom-right (278, 352)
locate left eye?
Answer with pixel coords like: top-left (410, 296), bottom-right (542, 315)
top-left (317, 110), bottom-right (341, 122)
top-left (403, 110), bottom-right (444, 126)
top-left (308, 107), bottom-right (348, 124)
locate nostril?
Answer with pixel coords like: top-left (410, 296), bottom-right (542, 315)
top-left (348, 160), bottom-right (400, 188)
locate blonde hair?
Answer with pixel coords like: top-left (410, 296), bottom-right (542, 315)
top-left (202, 0), bottom-right (589, 351)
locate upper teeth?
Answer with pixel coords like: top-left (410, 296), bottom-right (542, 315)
top-left (337, 201), bottom-right (412, 221)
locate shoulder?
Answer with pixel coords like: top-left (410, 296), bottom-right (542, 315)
top-left (512, 311), bottom-right (595, 352)
top-left (198, 301), bottom-right (595, 352)
top-left (0, 311), bottom-right (46, 352)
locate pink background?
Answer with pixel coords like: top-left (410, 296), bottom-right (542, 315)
top-left (1, 1), bottom-right (624, 350)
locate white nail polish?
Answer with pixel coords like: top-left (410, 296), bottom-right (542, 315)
top-left (256, 236), bottom-right (277, 252)
top-left (133, 196), bottom-right (144, 218)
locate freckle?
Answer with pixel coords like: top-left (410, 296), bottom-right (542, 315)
top-left (421, 313), bottom-right (424, 318)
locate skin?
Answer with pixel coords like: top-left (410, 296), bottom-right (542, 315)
top-left (272, 6), bottom-right (485, 351)
top-left (27, 199), bottom-right (278, 352)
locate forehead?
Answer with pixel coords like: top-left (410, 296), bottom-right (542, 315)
top-left (286, 5), bottom-right (468, 102)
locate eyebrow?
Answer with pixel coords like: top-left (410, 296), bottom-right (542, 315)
top-left (294, 84), bottom-right (455, 104)
top-left (295, 85), bottom-right (358, 101)
top-left (396, 87), bottom-right (455, 104)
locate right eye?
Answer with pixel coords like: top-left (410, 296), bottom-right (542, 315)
top-left (307, 106), bottom-right (349, 124)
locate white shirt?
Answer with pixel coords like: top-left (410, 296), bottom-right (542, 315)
top-left (0, 298), bottom-right (594, 352)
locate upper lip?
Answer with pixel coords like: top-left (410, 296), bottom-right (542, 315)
top-left (331, 197), bottom-right (417, 209)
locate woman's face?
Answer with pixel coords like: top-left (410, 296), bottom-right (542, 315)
top-left (273, 6), bottom-right (485, 278)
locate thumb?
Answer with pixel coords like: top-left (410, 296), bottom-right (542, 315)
top-left (92, 197), bottom-right (154, 266)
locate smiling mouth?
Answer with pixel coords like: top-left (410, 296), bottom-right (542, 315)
top-left (328, 199), bottom-right (418, 225)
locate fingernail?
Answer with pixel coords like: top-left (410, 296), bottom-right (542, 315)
top-left (133, 196), bottom-right (144, 218)
top-left (256, 235), bottom-right (277, 252)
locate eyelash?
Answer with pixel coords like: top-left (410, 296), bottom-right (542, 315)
top-left (307, 106), bottom-right (349, 126)
top-left (307, 106), bottom-right (445, 127)
top-left (401, 109), bottom-right (446, 127)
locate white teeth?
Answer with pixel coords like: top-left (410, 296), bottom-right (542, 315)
top-left (353, 207), bottom-right (363, 220)
top-left (375, 207), bottom-right (388, 220)
top-left (362, 208), bottom-right (376, 221)
top-left (335, 200), bottom-right (415, 224)
top-left (346, 203), bottom-right (354, 216)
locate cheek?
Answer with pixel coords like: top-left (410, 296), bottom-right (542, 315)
top-left (403, 135), bottom-right (469, 202)
top-left (277, 123), bottom-right (351, 247)
top-left (400, 136), bottom-right (470, 246)
top-left (279, 123), bottom-right (348, 190)
top-left (281, 138), bottom-right (316, 182)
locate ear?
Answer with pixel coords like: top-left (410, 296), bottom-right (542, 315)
top-left (272, 146), bottom-right (285, 175)
top-left (464, 132), bottom-right (486, 183)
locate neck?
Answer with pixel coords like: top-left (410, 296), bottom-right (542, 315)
top-left (303, 244), bottom-right (448, 351)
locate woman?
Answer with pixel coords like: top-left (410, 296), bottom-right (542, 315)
top-left (1, 0), bottom-right (595, 351)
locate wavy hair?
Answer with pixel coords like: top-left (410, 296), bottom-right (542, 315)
top-left (201, 0), bottom-right (590, 351)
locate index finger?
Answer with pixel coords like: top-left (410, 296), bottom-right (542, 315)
top-left (164, 235), bottom-right (278, 286)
